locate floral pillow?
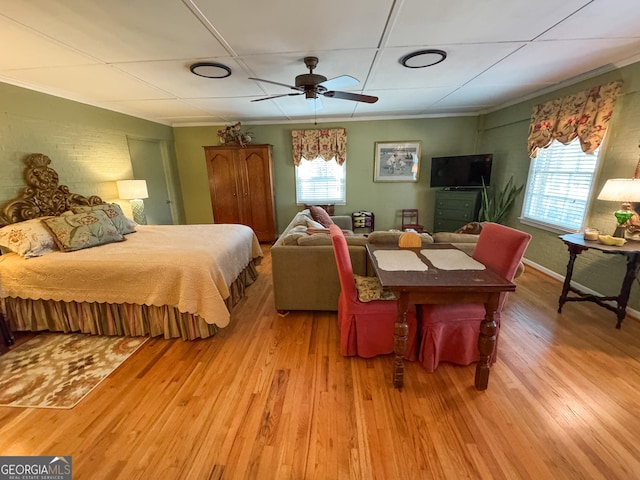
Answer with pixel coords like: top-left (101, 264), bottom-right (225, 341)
top-left (72, 203), bottom-right (136, 234)
top-left (0, 217), bottom-right (58, 258)
top-left (353, 274), bottom-right (396, 302)
top-left (42, 210), bottom-right (125, 252)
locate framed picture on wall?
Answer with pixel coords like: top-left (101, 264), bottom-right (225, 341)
top-left (373, 141), bottom-right (422, 182)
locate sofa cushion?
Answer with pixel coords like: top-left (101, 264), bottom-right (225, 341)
top-left (432, 232), bottom-right (479, 244)
top-left (297, 233), bottom-right (332, 246)
top-left (281, 225), bottom-right (308, 245)
top-left (297, 233), bottom-right (368, 246)
top-left (309, 205), bottom-right (334, 228)
top-left (368, 231), bottom-right (434, 245)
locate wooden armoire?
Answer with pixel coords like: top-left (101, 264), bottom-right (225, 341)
top-left (204, 144), bottom-right (276, 242)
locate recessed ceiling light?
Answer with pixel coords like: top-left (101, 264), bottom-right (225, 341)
top-left (189, 62), bottom-right (232, 78)
top-left (399, 49), bottom-right (447, 69)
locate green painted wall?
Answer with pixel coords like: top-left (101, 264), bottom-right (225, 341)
top-left (0, 82), bottom-right (184, 222)
top-left (174, 116), bottom-right (481, 231)
top-left (478, 61), bottom-right (640, 312)
top-left (5, 56), bottom-right (640, 316)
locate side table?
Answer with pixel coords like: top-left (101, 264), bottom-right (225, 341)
top-left (558, 233), bottom-right (640, 329)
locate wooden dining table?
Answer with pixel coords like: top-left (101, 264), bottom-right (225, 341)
top-left (366, 243), bottom-right (516, 390)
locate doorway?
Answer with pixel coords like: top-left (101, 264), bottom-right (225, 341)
top-left (126, 137), bottom-right (176, 225)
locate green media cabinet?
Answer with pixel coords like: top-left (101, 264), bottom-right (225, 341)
top-left (433, 189), bottom-right (481, 232)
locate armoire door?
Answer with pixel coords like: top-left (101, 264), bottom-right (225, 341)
top-left (238, 146), bottom-right (276, 241)
top-left (204, 145), bottom-right (276, 241)
top-left (205, 148), bottom-right (243, 224)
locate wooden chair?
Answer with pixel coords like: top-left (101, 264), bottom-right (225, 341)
top-left (417, 222), bottom-right (531, 372)
top-left (329, 224), bottom-right (418, 359)
top-left (401, 209), bottom-right (424, 232)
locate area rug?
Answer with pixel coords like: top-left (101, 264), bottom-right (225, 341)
top-left (0, 333), bottom-right (147, 409)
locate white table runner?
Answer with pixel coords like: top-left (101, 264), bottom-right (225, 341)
top-left (373, 250), bottom-right (428, 271)
top-left (420, 249), bottom-right (486, 270)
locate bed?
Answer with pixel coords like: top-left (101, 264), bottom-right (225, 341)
top-left (0, 153), bottom-right (263, 340)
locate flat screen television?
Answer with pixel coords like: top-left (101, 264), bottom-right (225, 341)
top-left (430, 153), bottom-right (493, 188)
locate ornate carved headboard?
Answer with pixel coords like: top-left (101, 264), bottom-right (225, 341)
top-left (0, 153), bottom-right (104, 226)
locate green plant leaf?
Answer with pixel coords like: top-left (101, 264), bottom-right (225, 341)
top-left (479, 176), bottom-right (524, 224)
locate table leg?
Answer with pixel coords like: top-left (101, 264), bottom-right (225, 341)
top-left (614, 253), bottom-right (640, 329)
top-left (475, 294), bottom-right (500, 390)
top-left (558, 243), bottom-right (584, 313)
top-left (393, 295), bottom-right (410, 389)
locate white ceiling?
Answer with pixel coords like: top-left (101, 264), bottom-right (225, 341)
top-left (1, 0), bottom-right (640, 126)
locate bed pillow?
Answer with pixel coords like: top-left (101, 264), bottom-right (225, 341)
top-left (42, 210), bottom-right (125, 252)
top-left (0, 217), bottom-right (58, 258)
top-left (72, 203), bottom-right (136, 234)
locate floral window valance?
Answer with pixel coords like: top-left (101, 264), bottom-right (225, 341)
top-left (291, 128), bottom-right (347, 166)
top-left (527, 80), bottom-right (622, 158)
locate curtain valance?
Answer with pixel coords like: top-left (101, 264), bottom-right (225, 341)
top-left (291, 128), bottom-right (347, 166)
top-left (527, 80), bottom-right (622, 158)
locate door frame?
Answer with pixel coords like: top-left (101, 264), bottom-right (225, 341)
top-left (126, 135), bottom-right (180, 224)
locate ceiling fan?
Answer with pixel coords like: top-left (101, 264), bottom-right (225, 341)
top-left (249, 56), bottom-right (378, 107)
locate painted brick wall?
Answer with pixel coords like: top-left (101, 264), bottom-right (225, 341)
top-left (0, 82), bottom-right (178, 217)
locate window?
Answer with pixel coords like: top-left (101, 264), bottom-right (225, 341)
top-left (521, 139), bottom-right (600, 232)
top-left (295, 156), bottom-right (346, 205)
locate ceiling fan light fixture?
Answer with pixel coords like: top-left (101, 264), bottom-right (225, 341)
top-left (400, 49), bottom-right (447, 69)
top-left (189, 62), bottom-right (232, 79)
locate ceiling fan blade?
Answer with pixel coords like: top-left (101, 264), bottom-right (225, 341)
top-left (251, 93), bottom-right (303, 102)
top-left (323, 90), bottom-right (378, 104)
top-left (319, 75), bottom-right (359, 91)
top-left (248, 77), bottom-right (301, 91)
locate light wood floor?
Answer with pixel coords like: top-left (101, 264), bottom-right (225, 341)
top-left (1, 246), bottom-right (640, 480)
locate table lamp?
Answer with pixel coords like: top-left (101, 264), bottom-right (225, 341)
top-left (597, 178), bottom-right (640, 237)
top-left (116, 180), bottom-right (148, 225)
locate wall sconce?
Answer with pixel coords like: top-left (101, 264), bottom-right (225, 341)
top-left (597, 178), bottom-right (640, 237)
top-left (116, 180), bottom-right (148, 225)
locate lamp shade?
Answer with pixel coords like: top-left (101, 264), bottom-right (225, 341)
top-left (116, 180), bottom-right (148, 200)
top-left (597, 178), bottom-right (640, 202)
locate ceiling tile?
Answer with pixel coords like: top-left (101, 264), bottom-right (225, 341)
top-left (386, 0), bottom-right (591, 45)
top-left (0, 0), bottom-right (228, 62)
top-left (5, 65), bottom-right (173, 102)
top-left (193, 0), bottom-right (394, 55)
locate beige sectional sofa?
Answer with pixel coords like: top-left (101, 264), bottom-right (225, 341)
top-left (271, 209), bottom-right (480, 312)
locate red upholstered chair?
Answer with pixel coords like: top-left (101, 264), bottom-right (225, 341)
top-left (418, 222), bottom-right (531, 372)
top-left (329, 224), bottom-right (418, 360)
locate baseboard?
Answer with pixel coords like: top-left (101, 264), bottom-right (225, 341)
top-left (522, 258), bottom-right (640, 322)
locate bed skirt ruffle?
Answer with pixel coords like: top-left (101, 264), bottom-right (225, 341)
top-left (2, 260), bottom-right (259, 341)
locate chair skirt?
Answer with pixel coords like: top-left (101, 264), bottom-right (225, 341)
top-left (418, 303), bottom-right (500, 372)
top-left (338, 293), bottom-right (418, 361)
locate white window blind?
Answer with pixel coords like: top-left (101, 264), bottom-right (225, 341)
top-left (295, 156), bottom-right (346, 204)
top-left (521, 139), bottom-right (600, 232)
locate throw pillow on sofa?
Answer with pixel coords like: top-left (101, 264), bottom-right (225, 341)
top-left (455, 221), bottom-right (484, 234)
top-left (309, 205), bottom-right (334, 228)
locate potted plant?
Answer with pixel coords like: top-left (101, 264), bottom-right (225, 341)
top-left (479, 176), bottom-right (524, 224)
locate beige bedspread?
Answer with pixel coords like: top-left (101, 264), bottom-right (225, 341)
top-left (0, 224), bottom-right (262, 327)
